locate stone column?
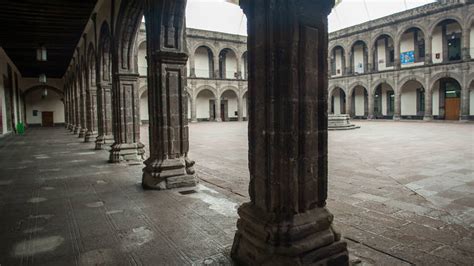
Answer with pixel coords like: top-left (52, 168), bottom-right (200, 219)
top-left (64, 87), bottom-right (69, 129)
top-left (95, 82), bottom-right (114, 150)
top-left (188, 53), bottom-right (196, 78)
top-left (73, 80), bottom-right (81, 134)
top-left (462, 28), bottom-right (471, 61)
top-left (460, 85), bottom-right (470, 121)
top-left (68, 84), bottom-right (75, 131)
top-left (425, 36), bottom-right (433, 65)
top-left (346, 92), bottom-right (353, 118)
top-left (394, 39), bottom-right (401, 69)
top-left (231, 1), bottom-right (348, 265)
top-left (78, 74), bottom-right (87, 138)
top-left (215, 93), bottom-right (222, 122)
top-left (236, 55), bottom-right (242, 79)
top-left (141, 0), bottom-right (197, 190)
top-left (393, 90), bottom-right (401, 120)
top-left (85, 84), bottom-right (98, 142)
top-left (191, 97), bottom-right (197, 122)
top-left (213, 54), bottom-right (220, 78)
top-left (109, 73), bottom-right (144, 162)
top-left (366, 46), bottom-right (372, 73)
top-left (424, 72), bottom-right (433, 121)
top-left (367, 91), bottom-right (374, 119)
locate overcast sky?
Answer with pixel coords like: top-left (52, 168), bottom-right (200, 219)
top-left (185, 0), bottom-right (437, 35)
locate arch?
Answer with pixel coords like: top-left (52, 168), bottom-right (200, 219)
top-left (396, 25), bottom-right (427, 42)
top-left (218, 48), bottom-right (238, 79)
top-left (371, 32), bottom-right (396, 48)
top-left (194, 45), bottom-right (215, 78)
top-left (196, 87), bottom-right (217, 121)
top-left (371, 79), bottom-right (395, 96)
top-left (115, 0), bottom-right (144, 73)
top-left (23, 85), bottom-right (64, 99)
top-left (195, 85), bottom-right (217, 99)
top-left (139, 85), bottom-right (148, 98)
top-left (329, 87), bottom-right (346, 115)
top-left (219, 86), bottom-right (239, 99)
top-left (329, 85), bottom-right (346, 98)
top-left (397, 75), bottom-right (425, 93)
top-left (429, 16), bottom-right (464, 36)
top-left (350, 84), bottom-right (368, 118)
top-left (348, 81), bottom-right (369, 96)
top-left (428, 72), bottom-right (462, 92)
top-left (348, 39), bottom-right (368, 51)
top-left (220, 88), bottom-right (239, 121)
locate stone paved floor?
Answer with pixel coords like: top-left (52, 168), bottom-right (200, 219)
top-left (0, 121), bottom-right (472, 265)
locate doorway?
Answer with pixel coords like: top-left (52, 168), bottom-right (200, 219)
top-left (42, 112), bottom-right (54, 127)
top-left (445, 98), bottom-right (460, 120)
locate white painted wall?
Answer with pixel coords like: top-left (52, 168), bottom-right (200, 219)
top-left (140, 90), bottom-right (148, 122)
top-left (138, 42), bottom-right (147, 76)
top-left (25, 89), bottom-right (64, 125)
top-left (224, 51), bottom-right (237, 79)
top-left (401, 80), bottom-right (419, 115)
top-left (242, 93), bottom-right (247, 118)
top-left (188, 97), bottom-right (191, 119)
top-left (196, 89), bottom-right (214, 119)
top-left (470, 89), bottom-right (474, 116)
top-left (195, 47), bottom-right (211, 78)
top-left (377, 83), bottom-right (393, 115)
top-left (432, 26), bottom-right (443, 64)
top-left (354, 86), bottom-right (366, 116)
top-left (353, 44), bottom-right (365, 74)
top-left (221, 90), bottom-right (238, 118)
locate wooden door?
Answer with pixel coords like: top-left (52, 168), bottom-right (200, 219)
top-left (42, 112), bottom-right (54, 127)
top-left (445, 98), bottom-right (460, 120)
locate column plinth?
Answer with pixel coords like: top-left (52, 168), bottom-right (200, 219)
top-left (232, 0), bottom-right (348, 264)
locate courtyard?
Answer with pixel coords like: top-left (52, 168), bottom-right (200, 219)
top-left (0, 121), bottom-right (471, 265)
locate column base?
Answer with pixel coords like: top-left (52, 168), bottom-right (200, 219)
top-left (191, 118), bottom-right (198, 123)
top-left (231, 203), bottom-right (349, 265)
top-left (423, 115), bottom-right (433, 121)
top-left (215, 118), bottom-right (222, 122)
top-left (73, 126), bottom-right (81, 134)
top-left (78, 128), bottom-right (87, 138)
top-left (393, 115), bottom-right (401, 121)
top-left (460, 115), bottom-right (470, 122)
top-left (95, 135), bottom-right (114, 150)
top-left (142, 157), bottom-right (198, 190)
top-left (84, 130), bottom-right (97, 143)
top-left (109, 142), bottom-right (145, 163)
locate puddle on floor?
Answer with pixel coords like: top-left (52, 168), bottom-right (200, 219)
top-left (183, 184), bottom-right (238, 218)
top-left (13, 236), bottom-right (64, 257)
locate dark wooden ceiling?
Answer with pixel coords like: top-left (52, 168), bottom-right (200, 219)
top-left (0, 0), bottom-right (97, 78)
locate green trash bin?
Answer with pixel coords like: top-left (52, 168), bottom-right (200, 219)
top-left (17, 122), bottom-right (25, 136)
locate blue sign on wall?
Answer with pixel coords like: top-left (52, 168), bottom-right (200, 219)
top-left (400, 51), bottom-right (415, 64)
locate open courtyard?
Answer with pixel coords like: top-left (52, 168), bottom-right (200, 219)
top-left (0, 121), bottom-right (473, 265)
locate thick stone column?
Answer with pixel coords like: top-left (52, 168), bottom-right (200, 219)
top-left (188, 54), bottom-right (196, 77)
top-left (64, 87), bottom-right (69, 129)
top-left (462, 28), bottom-right (471, 61)
top-left (68, 85), bottom-right (75, 131)
top-left (109, 73), bottom-right (145, 162)
top-left (424, 71), bottom-right (433, 121)
top-left (95, 82), bottom-right (114, 149)
top-left (78, 74), bottom-right (87, 138)
top-left (231, 1), bottom-right (348, 265)
top-left (393, 91), bottom-right (401, 120)
top-left (73, 80), bottom-right (81, 134)
top-left (346, 92), bottom-right (353, 118)
top-left (425, 36), bottom-right (433, 65)
top-left (214, 95), bottom-right (222, 122)
top-left (367, 91), bottom-right (374, 119)
top-left (394, 40), bottom-right (401, 69)
top-left (141, 0), bottom-right (197, 190)
top-left (85, 84), bottom-right (98, 142)
top-left (460, 85), bottom-right (470, 121)
top-left (213, 55), bottom-right (220, 78)
top-left (191, 97), bottom-right (198, 123)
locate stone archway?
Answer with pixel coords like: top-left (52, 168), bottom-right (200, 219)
top-left (196, 88), bottom-right (217, 121)
top-left (350, 85), bottom-right (368, 118)
top-left (329, 87), bottom-right (346, 115)
top-left (372, 82), bottom-right (395, 118)
top-left (23, 85), bottom-right (64, 127)
top-left (431, 77), bottom-right (462, 120)
top-left (220, 89), bottom-right (239, 121)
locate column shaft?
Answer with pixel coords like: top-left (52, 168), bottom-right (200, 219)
top-left (95, 82), bottom-right (114, 149)
top-left (109, 73), bottom-right (144, 162)
top-left (73, 80), bottom-right (81, 134)
top-left (141, 0), bottom-right (197, 190)
top-left (394, 91), bottom-right (401, 120)
top-left (460, 86), bottom-right (470, 121)
top-left (232, 1), bottom-right (348, 264)
top-left (85, 83), bottom-right (98, 142)
top-left (78, 74), bottom-right (87, 138)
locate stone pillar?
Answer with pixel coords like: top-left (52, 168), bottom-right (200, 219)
top-left (188, 53), bottom-right (196, 78)
top-left (367, 91), bottom-right (374, 119)
top-left (425, 36), bottom-right (433, 65)
top-left (64, 87), bottom-right (69, 129)
top-left (84, 86), bottom-right (98, 142)
top-left (191, 97), bottom-right (198, 122)
top-left (109, 73), bottom-right (145, 163)
top-left (73, 80), bottom-right (81, 134)
top-left (231, 1), bottom-right (348, 265)
top-left (462, 28), bottom-right (471, 61)
top-left (346, 92), bottom-right (353, 118)
top-left (236, 55), bottom-right (242, 79)
top-left (366, 46), bottom-right (372, 73)
top-left (95, 82), bottom-right (114, 150)
top-left (460, 85), bottom-right (470, 121)
top-left (141, 0), bottom-right (197, 190)
top-left (393, 90), bottom-right (401, 120)
top-left (214, 94), bottom-right (222, 122)
top-left (78, 73), bottom-right (87, 138)
top-left (394, 39), bottom-right (401, 69)
top-left (424, 72), bottom-right (433, 121)
top-left (213, 54), bottom-right (220, 78)
top-left (68, 85), bottom-right (75, 131)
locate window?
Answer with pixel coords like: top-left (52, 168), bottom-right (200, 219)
top-left (417, 88), bottom-right (425, 113)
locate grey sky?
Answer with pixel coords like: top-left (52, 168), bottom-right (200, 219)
top-left (185, 0), bottom-right (437, 35)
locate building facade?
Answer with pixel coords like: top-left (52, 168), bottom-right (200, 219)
top-left (328, 0), bottom-right (474, 121)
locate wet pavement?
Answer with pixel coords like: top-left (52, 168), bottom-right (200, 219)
top-left (0, 121), bottom-right (472, 265)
